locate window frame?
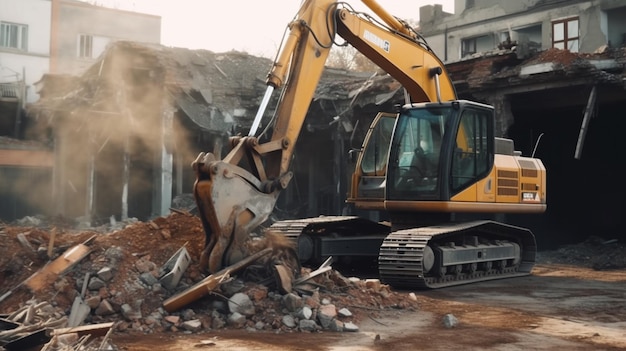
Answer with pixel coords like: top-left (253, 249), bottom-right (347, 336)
top-left (552, 17), bottom-right (579, 52)
top-left (0, 21), bottom-right (28, 51)
top-left (451, 108), bottom-right (494, 193)
top-left (461, 37), bottom-right (477, 57)
top-left (78, 34), bottom-right (93, 58)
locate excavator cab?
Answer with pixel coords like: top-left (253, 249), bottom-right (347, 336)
top-left (349, 100), bottom-right (495, 209)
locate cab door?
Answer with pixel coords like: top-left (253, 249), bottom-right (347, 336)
top-left (347, 112), bottom-right (397, 210)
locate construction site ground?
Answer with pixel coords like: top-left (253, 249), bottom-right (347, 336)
top-left (112, 264), bottom-right (626, 351)
top-left (2, 213), bottom-right (626, 350)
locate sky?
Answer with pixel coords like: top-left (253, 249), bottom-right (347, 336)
top-left (92, 1), bottom-right (455, 58)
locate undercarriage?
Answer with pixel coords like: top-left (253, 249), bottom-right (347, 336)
top-left (271, 217), bottom-right (536, 289)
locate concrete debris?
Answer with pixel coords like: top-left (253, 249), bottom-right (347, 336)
top-left (282, 314), bottom-right (296, 328)
top-left (158, 246), bottom-right (191, 290)
top-left (227, 293), bottom-right (255, 317)
top-left (443, 313), bottom-right (459, 328)
top-left (181, 319), bottom-right (202, 332)
top-left (338, 307), bottom-right (352, 317)
top-left (96, 267), bottom-right (113, 282)
top-left (0, 212), bottom-right (420, 342)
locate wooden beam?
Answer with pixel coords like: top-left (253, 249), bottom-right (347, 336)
top-left (163, 248), bottom-right (271, 312)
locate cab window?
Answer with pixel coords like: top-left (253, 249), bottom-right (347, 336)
top-left (360, 116), bottom-right (395, 176)
top-left (451, 108), bottom-right (493, 192)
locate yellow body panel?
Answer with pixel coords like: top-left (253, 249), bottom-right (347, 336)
top-left (451, 154), bottom-right (546, 208)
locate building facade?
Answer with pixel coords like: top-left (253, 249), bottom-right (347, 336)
top-left (420, 0), bottom-right (626, 62)
top-left (0, 0), bottom-right (161, 106)
top-left (50, 0), bottom-right (161, 75)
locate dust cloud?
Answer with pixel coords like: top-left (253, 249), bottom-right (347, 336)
top-left (23, 47), bottom-right (208, 224)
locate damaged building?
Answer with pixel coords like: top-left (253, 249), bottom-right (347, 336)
top-left (418, 0), bottom-right (626, 245)
top-left (27, 41), bottom-right (400, 226)
top-left (0, 0), bottom-right (161, 222)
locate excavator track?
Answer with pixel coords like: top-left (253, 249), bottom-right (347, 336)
top-left (270, 216), bottom-right (390, 264)
top-left (379, 220), bottom-right (536, 289)
top-left (271, 217), bottom-right (536, 289)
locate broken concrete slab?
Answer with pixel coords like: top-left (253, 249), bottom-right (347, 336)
top-left (159, 246), bottom-right (191, 290)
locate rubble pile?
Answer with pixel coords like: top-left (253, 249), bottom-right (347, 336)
top-left (0, 212), bottom-right (418, 349)
top-left (0, 300), bottom-right (114, 351)
top-left (537, 236), bottom-right (626, 270)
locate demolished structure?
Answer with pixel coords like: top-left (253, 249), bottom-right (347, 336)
top-left (21, 41), bottom-right (400, 227)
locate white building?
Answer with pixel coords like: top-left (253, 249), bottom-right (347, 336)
top-left (0, 0), bottom-right (161, 105)
top-left (0, 0), bottom-right (51, 104)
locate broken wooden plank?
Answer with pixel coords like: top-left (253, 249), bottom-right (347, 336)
top-left (24, 236), bottom-right (95, 292)
top-left (47, 228), bottom-right (57, 258)
top-left (163, 248), bottom-right (272, 312)
top-left (52, 322), bottom-right (114, 338)
top-left (274, 264), bottom-right (293, 294)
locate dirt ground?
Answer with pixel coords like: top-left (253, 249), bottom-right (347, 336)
top-left (111, 263), bottom-right (626, 351)
top-left (2, 214), bottom-right (626, 350)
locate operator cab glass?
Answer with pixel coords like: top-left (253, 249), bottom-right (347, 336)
top-left (385, 101), bottom-right (495, 201)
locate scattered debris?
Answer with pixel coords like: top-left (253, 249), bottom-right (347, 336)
top-left (3, 210), bottom-right (621, 346)
top-left (163, 247), bottom-right (273, 313)
top-left (0, 212), bottom-right (420, 344)
top-left (0, 299), bottom-right (114, 351)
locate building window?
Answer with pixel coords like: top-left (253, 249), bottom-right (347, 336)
top-left (462, 38), bottom-right (477, 57)
top-left (78, 34), bottom-right (111, 59)
top-left (552, 17), bottom-right (579, 52)
top-left (461, 35), bottom-right (491, 58)
top-left (0, 22), bottom-right (28, 50)
top-left (78, 34), bottom-right (93, 58)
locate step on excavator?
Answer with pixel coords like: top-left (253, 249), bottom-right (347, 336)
top-left (191, 0), bottom-right (546, 289)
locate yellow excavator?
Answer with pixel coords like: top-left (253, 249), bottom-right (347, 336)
top-left (191, 0), bottom-right (546, 289)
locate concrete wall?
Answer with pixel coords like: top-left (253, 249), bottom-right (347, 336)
top-left (0, 0), bottom-right (51, 103)
top-left (52, 0), bottom-right (161, 75)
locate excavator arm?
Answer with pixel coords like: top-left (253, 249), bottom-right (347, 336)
top-left (192, 0), bottom-right (457, 273)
